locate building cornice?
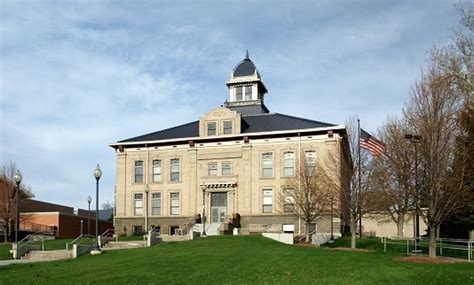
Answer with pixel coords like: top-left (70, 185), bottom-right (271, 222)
top-left (109, 125), bottom-right (347, 149)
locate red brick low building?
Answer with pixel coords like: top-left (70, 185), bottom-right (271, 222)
top-left (21, 200), bottom-right (113, 239)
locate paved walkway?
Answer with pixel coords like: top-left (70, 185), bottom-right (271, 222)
top-left (0, 259), bottom-right (52, 266)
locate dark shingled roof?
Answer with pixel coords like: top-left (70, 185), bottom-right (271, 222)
top-left (119, 113), bottom-right (335, 143)
top-left (233, 58), bottom-right (257, 77)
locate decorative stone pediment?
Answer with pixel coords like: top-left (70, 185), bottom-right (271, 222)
top-left (199, 107), bottom-right (241, 137)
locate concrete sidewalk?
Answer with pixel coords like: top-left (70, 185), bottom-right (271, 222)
top-left (0, 259), bottom-right (52, 266)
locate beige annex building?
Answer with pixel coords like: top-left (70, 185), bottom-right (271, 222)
top-left (110, 54), bottom-right (352, 236)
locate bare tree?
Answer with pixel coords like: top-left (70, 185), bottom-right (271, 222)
top-left (0, 162), bottom-right (33, 242)
top-left (282, 151), bottom-right (339, 242)
top-left (404, 63), bottom-right (469, 258)
top-left (368, 118), bottom-right (415, 238)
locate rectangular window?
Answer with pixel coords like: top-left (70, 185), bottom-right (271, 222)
top-left (262, 189), bottom-right (273, 213)
top-left (134, 161), bottom-right (144, 183)
top-left (170, 192), bottom-right (180, 215)
top-left (284, 189), bottom-right (294, 213)
top-left (207, 122), bottom-right (216, 136)
top-left (235, 86), bottom-right (243, 101)
top-left (283, 152), bottom-right (295, 177)
top-left (222, 162), bottom-right (231, 175)
top-left (152, 159), bottom-right (161, 182)
top-left (262, 153), bottom-right (273, 177)
top-left (152, 192), bottom-right (161, 215)
top-left (223, 121), bottom-right (232, 134)
top-left (244, 85), bottom-right (252, 100)
top-left (305, 151), bottom-right (316, 175)
top-left (170, 159), bottom-right (180, 182)
top-left (208, 163), bottom-right (218, 176)
top-left (134, 193), bottom-right (143, 216)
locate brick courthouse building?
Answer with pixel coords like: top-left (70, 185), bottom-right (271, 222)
top-left (110, 54), bottom-right (352, 236)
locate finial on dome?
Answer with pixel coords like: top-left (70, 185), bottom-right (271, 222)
top-left (245, 50), bottom-right (249, 59)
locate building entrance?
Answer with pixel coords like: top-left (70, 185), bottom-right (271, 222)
top-left (211, 192), bottom-right (227, 223)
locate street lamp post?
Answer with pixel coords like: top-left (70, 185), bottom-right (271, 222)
top-left (329, 197), bottom-right (334, 242)
top-left (91, 164), bottom-right (102, 255)
top-left (87, 195), bottom-right (92, 236)
top-left (144, 185), bottom-right (149, 233)
top-left (13, 169), bottom-right (22, 248)
top-left (200, 183), bottom-right (207, 237)
top-left (404, 134), bottom-right (422, 253)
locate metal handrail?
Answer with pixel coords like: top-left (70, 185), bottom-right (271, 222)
top-left (17, 231), bottom-right (44, 249)
top-left (101, 228), bottom-right (115, 237)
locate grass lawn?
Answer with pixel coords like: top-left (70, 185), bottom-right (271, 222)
top-left (0, 236), bottom-right (473, 284)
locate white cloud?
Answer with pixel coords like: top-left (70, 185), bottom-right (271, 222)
top-left (0, 0), bottom-right (459, 208)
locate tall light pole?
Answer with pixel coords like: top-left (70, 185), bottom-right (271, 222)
top-left (87, 195), bottom-right (92, 236)
top-left (91, 164), bottom-right (102, 255)
top-left (144, 185), bottom-right (149, 233)
top-left (200, 183), bottom-right (207, 237)
top-left (13, 169), bottom-right (22, 247)
top-left (405, 134), bottom-right (422, 253)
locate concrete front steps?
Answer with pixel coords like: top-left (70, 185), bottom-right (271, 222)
top-left (160, 235), bottom-right (191, 242)
top-left (103, 240), bottom-right (147, 250)
top-left (22, 249), bottom-right (73, 261)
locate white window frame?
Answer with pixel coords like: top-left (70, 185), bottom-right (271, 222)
top-left (152, 192), bottom-right (161, 215)
top-left (208, 162), bottom-right (218, 176)
top-left (134, 193), bottom-right (143, 216)
top-left (262, 153), bottom-right (273, 178)
top-left (222, 162), bottom-right (232, 176)
top-left (235, 86), bottom-right (243, 101)
top-left (152, 159), bottom-right (162, 182)
top-left (284, 189), bottom-right (294, 213)
top-left (170, 192), bottom-right (180, 215)
top-left (244, 85), bottom-right (252, 100)
top-left (305, 151), bottom-right (316, 176)
top-left (262, 189), bottom-right (273, 213)
top-left (134, 160), bottom-right (144, 183)
top-left (170, 158), bottom-right (180, 182)
top-left (207, 122), bottom-right (217, 136)
top-left (283, 152), bottom-right (295, 177)
top-left (223, 121), bottom-right (232, 135)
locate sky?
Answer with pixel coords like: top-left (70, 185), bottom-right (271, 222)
top-left (0, 0), bottom-right (461, 209)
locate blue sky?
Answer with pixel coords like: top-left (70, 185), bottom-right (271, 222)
top-left (0, 0), bottom-right (459, 209)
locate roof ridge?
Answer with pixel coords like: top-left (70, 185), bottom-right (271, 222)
top-left (119, 120), bottom-right (199, 142)
top-left (272, 112), bottom-right (336, 126)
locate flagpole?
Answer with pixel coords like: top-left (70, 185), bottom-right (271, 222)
top-left (358, 119), bottom-right (362, 238)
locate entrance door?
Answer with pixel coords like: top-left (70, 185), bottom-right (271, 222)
top-left (211, 192), bottom-right (227, 223)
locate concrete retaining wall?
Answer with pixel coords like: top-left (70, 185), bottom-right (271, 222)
top-left (72, 244), bottom-right (94, 258)
top-left (262, 233), bottom-right (294, 245)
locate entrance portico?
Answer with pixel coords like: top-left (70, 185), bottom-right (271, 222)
top-left (201, 182), bottom-right (237, 233)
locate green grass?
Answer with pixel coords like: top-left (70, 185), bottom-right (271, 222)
top-left (324, 237), bottom-right (473, 260)
top-left (0, 243), bottom-right (12, 260)
top-left (0, 236), bottom-right (473, 284)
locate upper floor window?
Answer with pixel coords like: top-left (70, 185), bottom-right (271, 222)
top-left (134, 193), bottom-right (143, 216)
top-left (170, 159), bottom-right (180, 182)
top-left (152, 159), bottom-right (161, 182)
top-left (305, 151), bottom-right (316, 176)
top-left (152, 192), bottom-right (161, 215)
top-left (170, 192), bottom-right (180, 215)
top-left (262, 153), bottom-right (273, 177)
top-left (223, 121), bottom-right (232, 135)
top-left (283, 152), bottom-right (295, 177)
top-left (222, 162), bottom-right (232, 176)
top-left (134, 161), bottom-right (144, 183)
top-left (208, 163), bottom-right (218, 176)
top-left (207, 122), bottom-right (216, 136)
top-left (244, 85), bottom-right (252, 100)
top-left (235, 86), bottom-right (243, 101)
top-left (262, 189), bottom-right (273, 213)
top-left (284, 189), bottom-right (294, 213)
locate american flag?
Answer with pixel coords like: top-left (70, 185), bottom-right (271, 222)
top-left (360, 129), bottom-right (386, 156)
